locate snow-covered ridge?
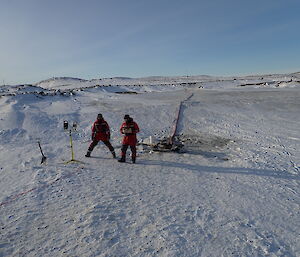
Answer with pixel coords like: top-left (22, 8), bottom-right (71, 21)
top-left (33, 72), bottom-right (300, 90)
top-left (35, 77), bottom-right (88, 89)
top-left (0, 72), bottom-right (299, 98)
top-left (34, 75), bottom-right (215, 90)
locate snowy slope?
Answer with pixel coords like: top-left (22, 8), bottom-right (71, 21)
top-left (0, 73), bottom-right (299, 257)
top-left (33, 73), bottom-right (300, 91)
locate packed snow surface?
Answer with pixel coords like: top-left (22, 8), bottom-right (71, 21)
top-left (0, 74), bottom-right (300, 256)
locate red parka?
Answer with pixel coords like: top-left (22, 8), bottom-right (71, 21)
top-left (91, 119), bottom-right (111, 141)
top-left (120, 120), bottom-right (140, 146)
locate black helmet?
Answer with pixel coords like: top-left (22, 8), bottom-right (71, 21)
top-left (124, 114), bottom-right (130, 120)
top-left (97, 113), bottom-right (103, 120)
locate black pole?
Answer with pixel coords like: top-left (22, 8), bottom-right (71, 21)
top-left (38, 141), bottom-right (47, 164)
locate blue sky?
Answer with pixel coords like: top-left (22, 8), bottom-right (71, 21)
top-left (1, 0), bottom-right (299, 84)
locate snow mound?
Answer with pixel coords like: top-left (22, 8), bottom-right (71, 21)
top-left (35, 77), bottom-right (87, 89)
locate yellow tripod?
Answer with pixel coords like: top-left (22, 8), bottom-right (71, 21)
top-left (64, 127), bottom-right (84, 165)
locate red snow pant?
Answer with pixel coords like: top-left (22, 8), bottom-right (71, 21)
top-left (88, 139), bottom-right (115, 153)
top-left (120, 144), bottom-right (136, 161)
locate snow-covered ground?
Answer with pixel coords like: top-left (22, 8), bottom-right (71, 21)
top-left (0, 74), bottom-right (299, 256)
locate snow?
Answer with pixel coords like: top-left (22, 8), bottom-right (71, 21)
top-left (0, 74), bottom-right (300, 256)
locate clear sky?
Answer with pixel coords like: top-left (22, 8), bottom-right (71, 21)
top-left (1, 0), bottom-right (300, 84)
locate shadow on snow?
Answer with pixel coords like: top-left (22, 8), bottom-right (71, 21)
top-left (138, 159), bottom-right (300, 181)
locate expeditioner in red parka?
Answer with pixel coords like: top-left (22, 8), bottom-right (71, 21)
top-left (85, 113), bottom-right (116, 158)
top-left (118, 114), bottom-right (140, 163)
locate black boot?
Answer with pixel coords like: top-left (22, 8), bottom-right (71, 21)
top-left (112, 151), bottom-right (116, 159)
top-left (118, 156), bottom-right (125, 162)
top-left (85, 151), bottom-right (91, 157)
top-left (132, 157), bottom-right (136, 164)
